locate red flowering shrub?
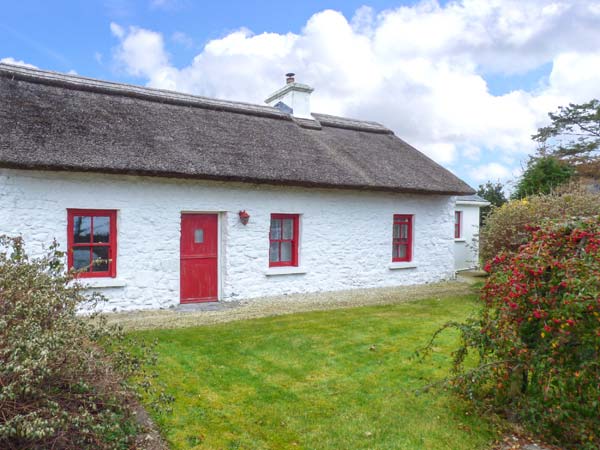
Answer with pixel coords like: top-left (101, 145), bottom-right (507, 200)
top-left (426, 217), bottom-right (600, 448)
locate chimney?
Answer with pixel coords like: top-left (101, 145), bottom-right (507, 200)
top-left (265, 73), bottom-right (314, 119)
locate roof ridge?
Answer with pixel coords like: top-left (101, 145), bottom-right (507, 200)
top-left (311, 112), bottom-right (392, 134)
top-left (0, 63), bottom-right (394, 134)
top-left (0, 63), bottom-right (290, 120)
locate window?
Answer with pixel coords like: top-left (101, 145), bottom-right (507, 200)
top-left (454, 211), bottom-right (462, 239)
top-left (67, 209), bottom-right (117, 278)
top-left (392, 214), bottom-right (413, 262)
top-left (269, 214), bottom-right (299, 267)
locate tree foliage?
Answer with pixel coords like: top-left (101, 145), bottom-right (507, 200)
top-left (476, 181), bottom-right (507, 226)
top-left (477, 181), bottom-right (507, 208)
top-left (533, 99), bottom-right (600, 178)
top-left (512, 156), bottom-right (575, 199)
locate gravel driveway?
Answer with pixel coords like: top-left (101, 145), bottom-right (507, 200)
top-left (106, 281), bottom-right (476, 331)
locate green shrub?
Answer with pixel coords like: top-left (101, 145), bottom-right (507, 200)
top-left (480, 187), bottom-right (600, 262)
top-left (424, 217), bottom-right (600, 449)
top-left (0, 236), bottom-right (170, 449)
top-left (511, 156), bottom-right (575, 199)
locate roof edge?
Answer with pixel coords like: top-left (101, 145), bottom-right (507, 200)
top-left (456, 200), bottom-right (491, 206)
top-left (0, 163), bottom-right (476, 196)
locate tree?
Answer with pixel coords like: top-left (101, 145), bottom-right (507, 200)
top-left (511, 156), bottom-right (574, 199)
top-left (533, 99), bottom-right (600, 178)
top-left (476, 181), bottom-right (507, 226)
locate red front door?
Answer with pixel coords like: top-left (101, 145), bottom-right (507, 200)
top-left (180, 214), bottom-right (218, 303)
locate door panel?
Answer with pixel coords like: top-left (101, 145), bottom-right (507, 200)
top-left (180, 214), bottom-right (218, 303)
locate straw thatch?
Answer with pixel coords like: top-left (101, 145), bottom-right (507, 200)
top-left (0, 64), bottom-right (474, 195)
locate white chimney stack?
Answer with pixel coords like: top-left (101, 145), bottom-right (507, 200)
top-left (265, 73), bottom-right (314, 119)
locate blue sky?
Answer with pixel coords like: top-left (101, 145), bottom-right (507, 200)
top-left (2, 0), bottom-right (600, 191)
top-left (3, 1), bottom-right (418, 76)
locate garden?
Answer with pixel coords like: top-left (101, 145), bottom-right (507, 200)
top-left (3, 202), bottom-right (599, 448)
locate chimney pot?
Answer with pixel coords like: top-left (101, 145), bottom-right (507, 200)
top-left (286, 72), bottom-right (295, 84)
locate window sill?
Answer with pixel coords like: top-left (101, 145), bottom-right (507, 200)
top-left (265, 266), bottom-right (307, 276)
top-left (76, 278), bottom-right (127, 288)
top-left (454, 238), bottom-right (466, 242)
top-left (388, 262), bottom-right (417, 270)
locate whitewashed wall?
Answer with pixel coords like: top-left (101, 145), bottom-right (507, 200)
top-left (0, 169), bottom-right (456, 311)
top-left (454, 203), bottom-right (482, 271)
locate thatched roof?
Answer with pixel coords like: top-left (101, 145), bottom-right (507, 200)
top-left (0, 64), bottom-right (474, 195)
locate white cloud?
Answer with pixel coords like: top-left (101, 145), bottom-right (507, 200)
top-left (111, 23), bottom-right (170, 79)
top-left (171, 31), bottom-right (194, 48)
top-left (108, 1), bottom-right (600, 185)
top-left (0, 57), bottom-right (37, 68)
top-left (469, 162), bottom-right (512, 182)
top-left (109, 22), bottom-right (125, 39)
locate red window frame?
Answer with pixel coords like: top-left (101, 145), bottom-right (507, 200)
top-left (392, 214), bottom-right (413, 262)
top-left (454, 211), bottom-right (462, 239)
top-left (67, 209), bottom-right (117, 278)
top-left (269, 213), bottom-right (299, 267)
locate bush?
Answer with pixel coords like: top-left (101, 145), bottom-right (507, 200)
top-left (0, 236), bottom-right (170, 449)
top-left (480, 187), bottom-right (600, 262)
top-left (425, 217), bottom-right (600, 449)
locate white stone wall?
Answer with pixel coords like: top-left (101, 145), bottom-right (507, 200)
top-left (454, 203), bottom-right (482, 270)
top-left (0, 169), bottom-right (456, 311)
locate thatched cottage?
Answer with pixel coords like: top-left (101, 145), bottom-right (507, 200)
top-left (0, 64), bottom-right (474, 311)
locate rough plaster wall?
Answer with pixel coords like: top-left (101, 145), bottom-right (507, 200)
top-left (0, 169), bottom-right (456, 311)
top-left (454, 204), bottom-right (481, 270)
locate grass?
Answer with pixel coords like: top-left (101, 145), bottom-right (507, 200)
top-left (131, 294), bottom-right (498, 449)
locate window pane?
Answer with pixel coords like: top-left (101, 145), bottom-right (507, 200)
top-left (91, 246), bottom-right (110, 272)
top-left (93, 216), bottom-right (110, 243)
top-left (270, 219), bottom-right (281, 240)
top-left (194, 229), bottom-right (204, 243)
top-left (392, 245), bottom-right (399, 259)
top-left (73, 247), bottom-right (91, 272)
top-left (280, 241), bottom-right (292, 262)
top-left (282, 219), bottom-right (294, 239)
top-left (73, 216), bottom-right (91, 243)
top-left (269, 241), bottom-right (279, 262)
top-left (398, 245), bottom-right (407, 259)
top-left (401, 224), bottom-right (408, 239)
top-left (393, 224), bottom-right (400, 239)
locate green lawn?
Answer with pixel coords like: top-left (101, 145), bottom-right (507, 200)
top-left (131, 295), bottom-right (497, 449)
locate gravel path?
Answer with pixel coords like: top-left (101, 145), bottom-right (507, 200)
top-left (106, 281), bottom-right (475, 331)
